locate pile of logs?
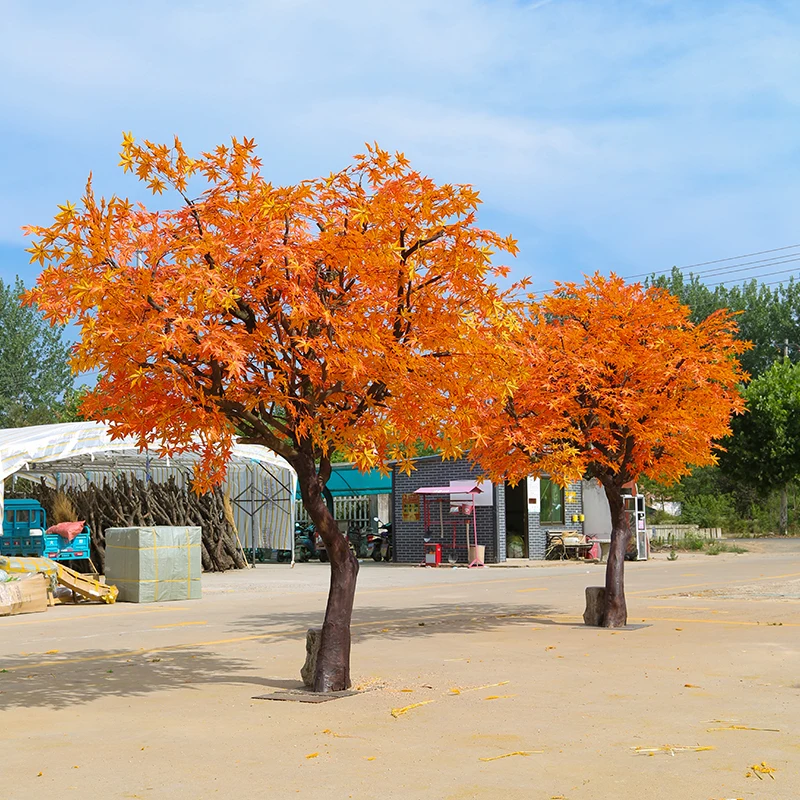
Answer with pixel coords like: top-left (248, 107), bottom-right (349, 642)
top-left (6, 475), bottom-right (248, 573)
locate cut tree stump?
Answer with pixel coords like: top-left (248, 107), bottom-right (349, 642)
top-left (583, 586), bottom-right (606, 626)
top-left (300, 628), bottom-right (323, 688)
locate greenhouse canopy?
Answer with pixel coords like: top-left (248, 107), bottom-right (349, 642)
top-left (0, 422), bottom-right (296, 552)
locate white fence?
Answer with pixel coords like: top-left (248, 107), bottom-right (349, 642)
top-left (650, 525), bottom-right (722, 542)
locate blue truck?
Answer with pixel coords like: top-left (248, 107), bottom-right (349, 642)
top-left (1, 499), bottom-right (92, 561)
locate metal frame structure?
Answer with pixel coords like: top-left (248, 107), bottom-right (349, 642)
top-left (0, 422), bottom-right (297, 561)
top-left (414, 483), bottom-right (485, 568)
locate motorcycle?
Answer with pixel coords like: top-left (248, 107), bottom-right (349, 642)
top-left (347, 520), bottom-right (369, 559)
top-left (294, 521), bottom-right (317, 562)
top-left (315, 522), bottom-right (368, 562)
top-left (367, 517), bottom-right (393, 562)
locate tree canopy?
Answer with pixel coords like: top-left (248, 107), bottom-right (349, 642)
top-left (25, 136), bottom-right (517, 486)
top-left (472, 274), bottom-right (748, 626)
top-left (720, 359), bottom-right (800, 533)
top-left (473, 274), bottom-right (748, 490)
top-left (0, 277), bottom-right (73, 428)
top-left (25, 134), bottom-right (518, 690)
top-left (650, 268), bottom-right (800, 377)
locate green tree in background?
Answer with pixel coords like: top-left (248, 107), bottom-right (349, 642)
top-left (650, 269), bottom-right (800, 377)
top-left (646, 269), bottom-right (800, 534)
top-left (0, 277), bottom-right (74, 428)
top-left (720, 359), bottom-right (800, 535)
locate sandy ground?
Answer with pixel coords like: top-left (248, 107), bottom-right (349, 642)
top-left (1, 540), bottom-right (799, 800)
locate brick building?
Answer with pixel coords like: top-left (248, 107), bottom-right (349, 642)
top-left (391, 455), bottom-right (584, 564)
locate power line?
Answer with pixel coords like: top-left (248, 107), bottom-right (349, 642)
top-left (624, 243), bottom-right (800, 281)
top-left (528, 243), bottom-right (800, 297)
top-left (701, 265), bottom-right (800, 289)
top-left (672, 253), bottom-right (800, 281)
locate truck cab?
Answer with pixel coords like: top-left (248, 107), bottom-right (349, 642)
top-left (1, 499), bottom-right (48, 557)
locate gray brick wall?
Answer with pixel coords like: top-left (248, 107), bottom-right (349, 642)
top-left (391, 457), bottom-right (584, 562)
top-left (527, 478), bottom-right (584, 559)
top-left (392, 457), bottom-right (499, 564)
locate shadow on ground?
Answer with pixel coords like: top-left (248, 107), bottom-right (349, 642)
top-left (0, 647), bottom-right (301, 710)
top-left (0, 601), bottom-right (566, 710)
top-left (228, 600), bottom-right (559, 643)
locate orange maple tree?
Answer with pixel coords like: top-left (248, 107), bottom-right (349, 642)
top-left (25, 134), bottom-right (517, 690)
top-left (472, 274), bottom-right (748, 626)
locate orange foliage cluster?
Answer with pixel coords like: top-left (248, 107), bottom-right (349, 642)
top-left (25, 136), bottom-right (519, 487)
top-left (471, 274), bottom-right (749, 489)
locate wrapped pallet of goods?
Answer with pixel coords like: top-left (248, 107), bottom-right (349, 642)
top-left (105, 526), bottom-right (202, 603)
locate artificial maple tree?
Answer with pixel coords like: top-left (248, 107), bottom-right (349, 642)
top-left (25, 134), bottom-right (517, 691)
top-left (472, 274), bottom-right (748, 626)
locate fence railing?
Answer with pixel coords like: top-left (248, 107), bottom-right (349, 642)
top-left (296, 495), bottom-right (375, 531)
top-left (650, 525), bottom-right (722, 541)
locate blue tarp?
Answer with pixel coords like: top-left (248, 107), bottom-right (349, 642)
top-left (296, 463), bottom-right (392, 498)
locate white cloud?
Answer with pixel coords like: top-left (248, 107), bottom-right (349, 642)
top-left (2, 0), bottom-right (800, 285)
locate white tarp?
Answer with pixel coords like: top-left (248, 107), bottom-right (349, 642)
top-left (0, 422), bottom-right (296, 552)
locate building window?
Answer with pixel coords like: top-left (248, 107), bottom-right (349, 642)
top-left (540, 478), bottom-right (564, 524)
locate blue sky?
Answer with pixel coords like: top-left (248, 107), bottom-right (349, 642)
top-left (2, 0), bottom-right (800, 293)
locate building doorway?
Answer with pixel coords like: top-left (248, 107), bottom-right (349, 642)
top-left (505, 481), bottom-right (528, 558)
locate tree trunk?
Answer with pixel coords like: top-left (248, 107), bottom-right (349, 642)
top-left (601, 480), bottom-right (629, 628)
top-left (291, 453), bottom-right (359, 692)
top-left (779, 486), bottom-right (788, 535)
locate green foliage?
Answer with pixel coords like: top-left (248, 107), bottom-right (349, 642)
top-left (680, 532), bottom-right (707, 551)
top-left (705, 541), bottom-right (748, 555)
top-left (721, 359), bottom-right (800, 496)
top-left (681, 493), bottom-right (737, 529)
top-left (0, 277), bottom-right (73, 428)
top-left (650, 269), bottom-right (800, 378)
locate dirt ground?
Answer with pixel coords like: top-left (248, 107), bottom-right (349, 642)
top-left (2, 539), bottom-right (799, 800)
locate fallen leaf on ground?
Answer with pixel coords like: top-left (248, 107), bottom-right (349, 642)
top-left (479, 750), bottom-right (543, 762)
top-left (321, 729), bottom-right (364, 740)
top-left (708, 725), bottom-right (780, 732)
top-left (400, 688), bottom-right (414, 693)
top-left (450, 681), bottom-right (510, 695)
top-left (684, 684), bottom-right (701, 688)
top-left (305, 753), bottom-right (319, 759)
top-left (391, 700), bottom-right (434, 718)
top-left (746, 762), bottom-right (776, 780)
top-left (365, 756), bottom-right (376, 761)
top-left (632, 745), bottom-right (714, 756)
top-left (45, 650), bottom-right (59, 654)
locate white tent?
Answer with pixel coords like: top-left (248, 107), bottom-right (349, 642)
top-left (0, 422), bottom-right (296, 555)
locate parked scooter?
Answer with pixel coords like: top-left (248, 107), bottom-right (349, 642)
top-left (347, 520), bottom-right (369, 559)
top-left (294, 521), bottom-right (317, 562)
top-left (367, 517), bottom-right (393, 562)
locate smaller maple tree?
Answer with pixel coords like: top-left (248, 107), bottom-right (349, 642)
top-left (472, 273), bottom-right (748, 626)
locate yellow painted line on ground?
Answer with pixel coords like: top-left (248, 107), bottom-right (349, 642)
top-left (0, 606), bottom-right (174, 627)
top-left (356, 574), bottom-right (570, 596)
top-left (153, 621), bottom-right (208, 629)
top-left (516, 588), bottom-right (548, 593)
